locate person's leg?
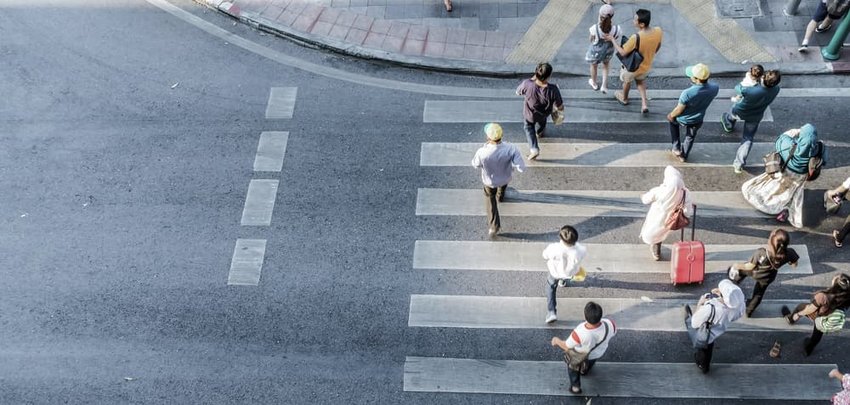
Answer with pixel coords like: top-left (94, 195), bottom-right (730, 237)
top-left (496, 184), bottom-right (507, 203)
top-left (837, 214), bottom-right (850, 242)
top-left (651, 242), bottom-right (662, 261)
top-left (546, 274), bottom-right (558, 313)
top-left (581, 359), bottom-right (597, 376)
top-left (567, 366), bottom-right (582, 393)
top-left (618, 67), bottom-right (632, 102)
top-left (636, 79), bottom-right (649, 112)
top-left (702, 342), bottom-right (714, 373)
top-left (801, 2), bottom-right (830, 49)
top-left (601, 61), bottom-right (610, 93)
top-left (589, 63), bottom-right (598, 89)
top-left (669, 121), bottom-right (682, 154)
top-left (483, 186), bottom-right (499, 231)
top-left (682, 122), bottom-right (702, 160)
top-left (523, 120), bottom-right (539, 158)
top-left (536, 119), bottom-right (547, 138)
top-left (733, 120), bottom-right (760, 169)
top-left (804, 325), bottom-right (824, 356)
top-left (746, 280), bottom-right (770, 317)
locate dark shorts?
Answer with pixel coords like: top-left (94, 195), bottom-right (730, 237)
top-left (813, 1), bottom-right (842, 23)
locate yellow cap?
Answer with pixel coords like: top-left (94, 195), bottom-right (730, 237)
top-left (685, 63), bottom-right (710, 80)
top-left (484, 123), bottom-right (503, 141)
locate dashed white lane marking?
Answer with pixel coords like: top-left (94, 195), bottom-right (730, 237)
top-left (253, 131), bottom-right (289, 172)
top-left (228, 239), bottom-right (267, 286)
top-left (265, 88), bottom-right (297, 119)
top-left (241, 179), bottom-right (279, 226)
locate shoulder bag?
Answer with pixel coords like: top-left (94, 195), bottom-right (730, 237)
top-left (563, 322), bottom-right (609, 374)
top-left (693, 304), bottom-right (715, 349)
top-left (764, 143), bottom-right (796, 175)
top-left (665, 190), bottom-right (690, 231)
top-left (617, 33), bottom-right (643, 72)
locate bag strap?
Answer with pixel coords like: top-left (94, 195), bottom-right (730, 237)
top-left (587, 322), bottom-right (609, 355)
top-left (705, 304), bottom-right (715, 328)
top-left (634, 32), bottom-right (641, 53)
top-left (781, 142), bottom-right (797, 172)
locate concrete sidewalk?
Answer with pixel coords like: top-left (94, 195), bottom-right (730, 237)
top-left (195, 0), bottom-right (850, 75)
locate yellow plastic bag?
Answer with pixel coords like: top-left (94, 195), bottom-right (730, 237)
top-left (572, 267), bottom-right (587, 282)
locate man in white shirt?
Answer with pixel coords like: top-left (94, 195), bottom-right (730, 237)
top-left (542, 225), bottom-right (587, 323)
top-left (551, 301), bottom-right (617, 395)
top-left (471, 123), bottom-right (526, 237)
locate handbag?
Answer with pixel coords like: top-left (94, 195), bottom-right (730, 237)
top-left (693, 304), bottom-right (715, 349)
top-left (563, 322), bottom-right (609, 373)
top-left (815, 309), bottom-right (846, 334)
top-left (551, 108), bottom-right (565, 125)
top-left (665, 191), bottom-right (690, 231)
top-left (764, 143), bottom-right (796, 175)
top-left (617, 33), bottom-right (643, 73)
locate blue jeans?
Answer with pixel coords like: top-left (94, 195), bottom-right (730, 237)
top-left (669, 121), bottom-right (702, 159)
top-left (731, 119), bottom-right (760, 169)
top-left (546, 275), bottom-right (568, 312)
top-left (523, 119), bottom-right (545, 153)
top-left (567, 358), bottom-right (597, 388)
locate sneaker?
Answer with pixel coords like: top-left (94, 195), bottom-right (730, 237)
top-left (733, 165), bottom-right (743, 174)
top-left (545, 311), bottom-right (557, 323)
top-left (798, 44), bottom-right (809, 53)
top-left (527, 150), bottom-right (539, 160)
top-left (816, 23), bottom-right (832, 33)
top-left (720, 112), bottom-right (734, 133)
top-left (588, 78), bottom-right (600, 91)
top-left (488, 226), bottom-right (499, 238)
top-left (834, 230), bottom-right (843, 248)
top-left (600, 85), bottom-right (608, 94)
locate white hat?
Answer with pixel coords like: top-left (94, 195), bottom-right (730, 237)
top-left (599, 4), bottom-right (614, 17)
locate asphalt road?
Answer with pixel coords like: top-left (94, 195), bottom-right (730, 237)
top-left (1, 1), bottom-right (849, 403)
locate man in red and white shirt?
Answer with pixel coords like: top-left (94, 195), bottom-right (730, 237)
top-left (551, 301), bottom-right (617, 394)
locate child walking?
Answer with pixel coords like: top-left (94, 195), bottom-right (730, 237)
top-left (585, 4), bottom-right (620, 94)
top-left (731, 64), bottom-right (763, 103)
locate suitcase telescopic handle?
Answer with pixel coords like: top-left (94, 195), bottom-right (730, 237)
top-left (680, 204), bottom-right (697, 242)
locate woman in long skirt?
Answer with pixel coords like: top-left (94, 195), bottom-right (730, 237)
top-left (640, 166), bottom-right (691, 260)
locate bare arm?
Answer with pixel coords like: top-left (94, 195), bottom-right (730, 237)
top-left (551, 337), bottom-right (569, 351)
top-left (667, 103), bottom-right (686, 123)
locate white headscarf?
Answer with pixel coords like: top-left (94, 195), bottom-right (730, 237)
top-left (718, 279), bottom-right (746, 323)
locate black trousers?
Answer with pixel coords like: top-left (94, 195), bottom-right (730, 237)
top-left (483, 185), bottom-right (507, 229)
top-left (837, 215), bottom-right (850, 242)
top-left (793, 302), bottom-right (825, 355)
top-left (729, 268), bottom-right (775, 316)
top-left (694, 342), bottom-right (715, 373)
top-left (567, 359), bottom-right (597, 388)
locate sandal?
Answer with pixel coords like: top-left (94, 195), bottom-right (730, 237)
top-left (834, 230), bottom-right (843, 248)
top-left (444, 0), bottom-right (452, 12)
top-left (570, 386), bottom-right (582, 394)
top-left (776, 210), bottom-right (788, 223)
top-left (615, 91), bottom-right (629, 105)
top-left (769, 341), bottom-right (781, 358)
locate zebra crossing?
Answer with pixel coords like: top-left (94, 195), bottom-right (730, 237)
top-left (404, 96), bottom-right (842, 401)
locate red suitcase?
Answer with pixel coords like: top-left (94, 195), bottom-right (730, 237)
top-left (671, 205), bottom-right (704, 285)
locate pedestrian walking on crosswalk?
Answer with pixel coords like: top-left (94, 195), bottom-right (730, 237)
top-left (666, 63), bottom-right (719, 163)
top-left (741, 124), bottom-right (822, 228)
top-left (550, 301), bottom-right (617, 395)
top-left (585, 4), bottom-right (620, 94)
top-left (827, 177), bottom-right (850, 247)
top-left (728, 229), bottom-right (800, 317)
top-left (605, 8), bottom-right (663, 114)
top-left (471, 123), bottom-right (526, 237)
top-left (543, 225), bottom-right (588, 323)
top-left (684, 279), bottom-right (745, 374)
top-left (720, 69), bottom-right (781, 174)
top-left (515, 63), bottom-right (564, 160)
top-left (640, 166), bottom-right (692, 260)
top-left (829, 368), bottom-right (850, 404)
top-left (782, 274), bottom-right (850, 356)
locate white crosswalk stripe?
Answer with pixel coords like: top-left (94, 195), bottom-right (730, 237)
top-left (423, 100), bottom-right (773, 123)
top-left (416, 188), bottom-right (761, 218)
top-left (403, 357), bottom-right (839, 400)
top-left (412, 240), bottom-right (813, 274)
top-left (408, 295), bottom-right (834, 331)
top-left (420, 142), bottom-right (774, 167)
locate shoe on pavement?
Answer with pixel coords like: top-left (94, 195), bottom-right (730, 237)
top-left (600, 85), bottom-right (608, 94)
top-left (816, 23), bottom-right (832, 33)
top-left (488, 226), bottom-right (499, 238)
top-left (798, 44), bottom-right (809, 52)
top-left (720, 112), bottom-right (734, 133)
top-left (588, 79), bottom-right (600, 91)
top-left (527, 150), bottom-right (539, 160)
top-left (545, 311), bottom-right (557, 323)
top-left (733, 165), bottom-right (743, 174)
top-left (834, 230), bottom-right (844, 248)
top-left (776, 209), bottom-right (789, 223)
top-left (536, 131), bottom-right (545, 138)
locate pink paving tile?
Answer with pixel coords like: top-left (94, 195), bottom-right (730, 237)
top-left (484, 31), bottom-right (506, 48)
top-left (363, 32), bottom-right (387, 48)
top-left (286, 2), bottom-right (306, 14)
top-left (336, 11), bottom-right (358, 26)
top-left (301, 4), bottom-right (324, 20)
top-left (271, 0), bottom-right (291, 7)
top-left (370, 19), bottom-right (392, 35)
top-left (831, 61), bottom-right (850, 73)
top-left (446, 28), bottom-right (467, 45)
top-left (353, 14), bottom-right (374, 31)
top-left (381, 36), bottom-right (405, 52)
top-left (427, 26), bottom-right (448, 43)
top-left (311, 20), bottom-right (334, 36)
top-left (408, 25), bottom-right (428, 41)
top-left (402, 39), bottom-right (425, 55)
top-left (388, 21), bottom-right (410, 38)
top-left (278, 10), bottom-right (299, 26)
top-left (423, 41), bottom-right (445, 57)
top-left (444, 43), bottom-right (465, 58)
top-left (465, 31), bottom-right (486, 46)
top-left (328, 24), bottom-right (351, 40)
top-left (482, 46), bottom-right (503, 61)
top-left (261, 4), bottom-right (284, 19)
top-left (463, 44), bottom-right (484, 60)
top-left (346, 28), bottom-right (369, 45)
top-left (318, 8), bottom-right (341, 23)
top-left (292, 15), bottom-right (317, 31)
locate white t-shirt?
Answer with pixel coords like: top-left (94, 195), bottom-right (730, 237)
top-left (566, 319), bottom-right (617, 360)
top-left (542, 242), bottom-right (587, 280)
top-left (588, 23), bottom-right (620, 45)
